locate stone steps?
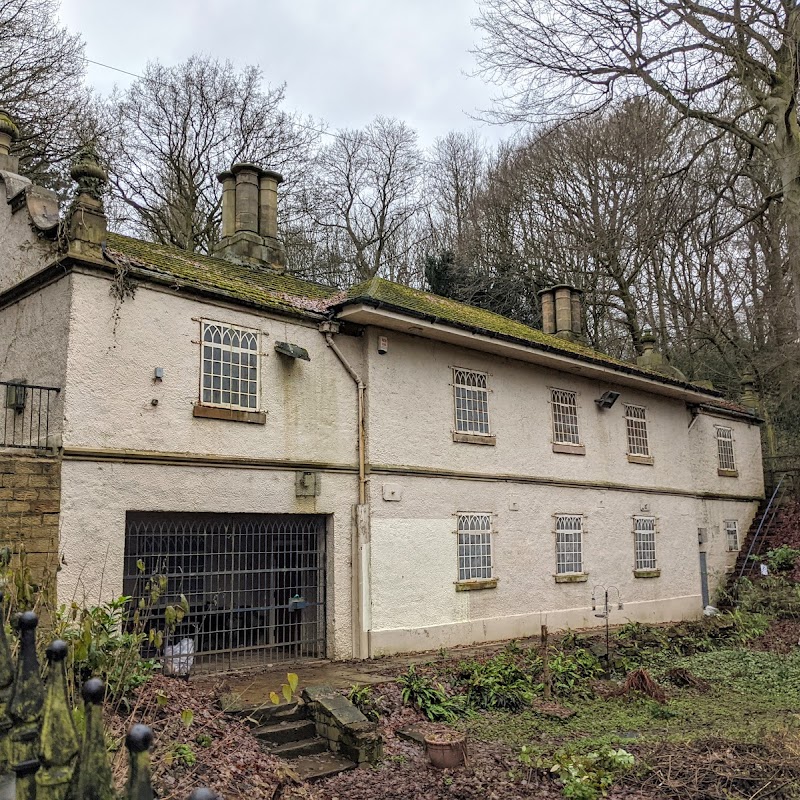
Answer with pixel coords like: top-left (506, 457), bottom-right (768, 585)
top-left (222, 695), bottom-right (358, 779)
top-left (266, 736), bottom-right (329, 759)
top-left (292, 751), bottom-right (358, 781)
top-left (253, 719), bottom-right (317, 745)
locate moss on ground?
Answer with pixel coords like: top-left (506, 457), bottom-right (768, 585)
top-left (462, 647), bottom-right (800, 756)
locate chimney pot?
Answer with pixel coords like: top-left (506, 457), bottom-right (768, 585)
top-left (538, 287), bottom-right (556, 335)
top-left (259, 170), bottom-right (283, 241)
top-left (570, 288), bottom-right (583, 337)
top-left (539, 284), bottom-right (583, 340)
top-left (218, 171), bottom-right (235, 238)
top-left (232, 163), bottom-right (260, 234)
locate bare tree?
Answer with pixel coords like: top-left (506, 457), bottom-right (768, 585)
top-left (473, 0), bottom-right (800, 332)
top-left (300, 117), bottom-right (425, 284)
top-left (104, 55), bottom-right (319, 253)
top-left (0, 0), bottom-right (92, 189)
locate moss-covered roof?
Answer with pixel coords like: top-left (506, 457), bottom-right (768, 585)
top-left (339, 277), bottom-right (726, 395)
top-left (98, 236), bottom-right (749, 410)
top-left (104, 233), bottom-right (342, 317)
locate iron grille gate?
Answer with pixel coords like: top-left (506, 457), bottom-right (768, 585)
top-left (123, 512), bottom-right (327, 673)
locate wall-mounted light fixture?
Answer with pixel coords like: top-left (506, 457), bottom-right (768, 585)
top-left (595, 390), bottom-right (620, 410)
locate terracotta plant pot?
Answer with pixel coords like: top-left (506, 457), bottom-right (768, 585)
top-left (424, 730), bottom-right (466, 769)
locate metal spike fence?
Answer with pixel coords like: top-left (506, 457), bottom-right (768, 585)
top-left (0, 598), bottom-right (218, 800)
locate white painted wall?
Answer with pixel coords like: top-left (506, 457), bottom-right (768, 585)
top-left (51, 274), bottom-right (762, 661)
top-left (62, 272), bottom-right (362, 463)
top-left (368, 476), bottom-right (754, 654)
top-left (364, 327), bottom-right (763, 499)
top-left (0, 177), bottom-right (59, 295)
top-left (58, 460), bottom-right (355, 659)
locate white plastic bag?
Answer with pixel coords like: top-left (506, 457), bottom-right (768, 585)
top-left (163, 637), bottom-right (195, 677)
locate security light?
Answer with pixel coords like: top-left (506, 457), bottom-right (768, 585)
top-left (595, 390), bottom-right (620, 409)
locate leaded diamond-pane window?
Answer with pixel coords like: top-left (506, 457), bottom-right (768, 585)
top-left (551, 389), bottom-right (580, 445)
top-left (201, 322), bottom-right (260, 411)
top-left (555, 515), bottom-right (583, 574)
top-left (716, 427), bottom-right (736, 471)
top-left (634, 516), bottom-right (657, 570)
top-left (625, 405), bottom-right (650, 456)
top-left (453, 368), bottom-right (490, 435)
top-left (457, 513), bottom-right (492, 581)
top-left (725, 520), bottom-right (739, 551)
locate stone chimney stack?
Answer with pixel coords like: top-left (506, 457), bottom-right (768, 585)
top-left (538, 285), bottom-right (583, 341)
top-left (214, 163), bottom-right (286, 271)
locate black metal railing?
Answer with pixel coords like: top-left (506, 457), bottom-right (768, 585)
top-left (0, 598), bottom-right (217, 800)
top-left (0, 382), bottom-right (60, 451)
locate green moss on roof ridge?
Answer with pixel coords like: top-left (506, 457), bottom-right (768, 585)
top-left (105, 233), bottom-right (340, 315)
top-left (346, 277), bottom-right (620, 360)
top-left (344, 277), bottom-right (721, 392)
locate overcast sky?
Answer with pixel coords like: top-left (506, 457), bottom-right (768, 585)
top-left (59, 0), bottom-right (513, 147)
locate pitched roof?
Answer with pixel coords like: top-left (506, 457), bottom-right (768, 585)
top-left (98, 235), bottom-right (755, 416)
top-left (104, 233), bottom-right (342, 317)
top-left (338, 277), bottom-right (745, 403)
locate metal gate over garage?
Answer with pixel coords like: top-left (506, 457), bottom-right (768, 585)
top-left (123, 512), bottom-right (327, 673)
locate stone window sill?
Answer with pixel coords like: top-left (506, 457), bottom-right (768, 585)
top-left (628, 454), bottom-right (654, 465)
top-left (718, 468), bottom-right (739, 478)
top-left (455, 578), bottom-right (498, 592)
top-left (453, 432), bottom-right (496, 446)
top-left (193, 405), bottom-right (267, 425)
top-left (552, 443), bottom-right (586, 455)
top-left (634, 569), bottom-right (661, 579)
top-left (554, 573), bottom-right (589, 583)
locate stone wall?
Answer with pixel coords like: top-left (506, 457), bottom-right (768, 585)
top-left (0, 452), bottom-right (60, 596)
top-left (303, 685), bottom-right (382, 764)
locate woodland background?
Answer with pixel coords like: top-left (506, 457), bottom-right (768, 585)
top-left (4, 0), bottom-right (798, 456)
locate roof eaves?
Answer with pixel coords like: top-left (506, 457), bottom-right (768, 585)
top-left (334, 293), bottom-right (724, 399)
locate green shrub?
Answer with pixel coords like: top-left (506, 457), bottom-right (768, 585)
top-left (456, 648), bottom-right (543, 711)
top-left (397, 666), bottom-right (469, 722)
top-left (759, 545), bottom-right (800, 573)
top-left (55, 596), bottom-right (159, 707)
top-left (549, 648), bottom-right (603, 698)
top-left (347, 683), bottom-right (384, 722)
top-left (532, 746), bottom-right (635, 800)
top-left (734, 576), bottom-right (800, 618)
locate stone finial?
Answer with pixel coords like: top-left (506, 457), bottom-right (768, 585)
top-left (0, 110), bottom-right (20, 173)
top-left (75, 679), bottom-right (114, 800)
top-left (36, 641), bottom-right (79, 800)
top-left (741, 372), bottom-right (759, 410)
top-left (68, 146), bottom-right (108, 257)
top-left (125, 725), bottom-right (154, 800)
top-left (0, 112), bottom-right (18, 157)
top-left (70, 147), bottom-right (107, 203)
top-left (9, 612), bottom-right (44, 800)
top-left (636, 329), bottom-right (688, 381)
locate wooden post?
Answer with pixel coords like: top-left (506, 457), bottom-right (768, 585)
top-left (541, 624), bottom-right (551, 700)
